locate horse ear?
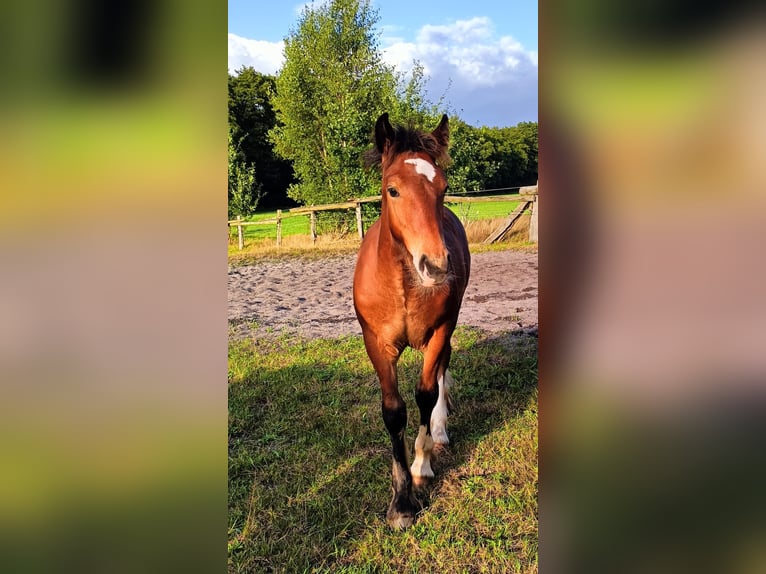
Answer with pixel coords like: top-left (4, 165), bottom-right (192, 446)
top-left (431, 114), bottom-right (449, 149)
top-left (375, 112), bottom-right (395, 153)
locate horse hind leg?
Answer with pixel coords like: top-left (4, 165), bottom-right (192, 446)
top-left (430, 369), bottom-right (454, 446)
top-left (410, 377), bottom-right (439, 489)
top-left (410, 423), bottom-right (435, 488)
top-left (411, 341), bottom-right (452, 487)
top-left (410, 369), bottom-right (453, 486)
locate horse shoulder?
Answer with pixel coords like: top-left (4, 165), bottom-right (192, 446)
top-left (354, 224), bottom-right (402, 311)
top-left (354, 224), bottom-right (381, 290)
top-left (443, 209), bottom-right (468, 245)
top-left (441, 210), bottom-right (470, 282)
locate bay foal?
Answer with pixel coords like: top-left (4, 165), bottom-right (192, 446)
top-left (353, 113), bottom-right (470, 528)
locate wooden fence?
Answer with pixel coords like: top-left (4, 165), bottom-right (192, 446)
top-left (229, 185), bottom-right (537, 249)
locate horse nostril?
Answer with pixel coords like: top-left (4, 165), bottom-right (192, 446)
top-left (418, 255), bottom-right (429, 273)
top-left (420, 256), bottom-right (448, 279)
top-left (433, 255), bottom-right (449, 275)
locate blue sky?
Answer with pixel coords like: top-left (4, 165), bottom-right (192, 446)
top-left (228, 0), bottom-right (537, 127)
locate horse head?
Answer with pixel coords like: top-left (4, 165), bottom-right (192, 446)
top-left (373, 113), bottom-right (452, 287)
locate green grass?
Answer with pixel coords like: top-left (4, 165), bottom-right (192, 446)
top-left (230, 210), bottom-right (311, 242)
top-left (231, 199), bottom-right (521, 243)
top-left (228, 326), bottom-right (538, 573)
top-left (446, 200), bottom-right (521, 222)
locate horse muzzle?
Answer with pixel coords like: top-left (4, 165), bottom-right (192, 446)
top-left (417, 253), bottom-right (451, 287)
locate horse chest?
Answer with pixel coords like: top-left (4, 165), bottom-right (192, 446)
top-left (401, 291), bottom-right (451, 347)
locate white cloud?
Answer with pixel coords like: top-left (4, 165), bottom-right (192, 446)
top-left (418, 16), bottom-right (494, 45)
top-left (227, 15), bottom-right (537, 126)
top-left (380, 17), bottom-right (537, 126)
top-left (228, 33), bottom-right (284, 75)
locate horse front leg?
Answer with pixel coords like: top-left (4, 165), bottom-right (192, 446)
top-left (411, 327), bottom-right (453, 488)
top-left (382, 384), bottom-right (419, 529)
top-left (362, 332), bottom-right (419, 529)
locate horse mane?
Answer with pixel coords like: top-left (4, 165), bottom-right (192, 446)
top-left (363, 121), bottom-right (451, 170)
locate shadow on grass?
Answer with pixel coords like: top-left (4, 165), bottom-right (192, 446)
top-left (227, 327), bottom-right (537, 573)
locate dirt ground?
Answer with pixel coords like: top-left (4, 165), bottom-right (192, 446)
top-left (228, 249), bottom-right (538, 341)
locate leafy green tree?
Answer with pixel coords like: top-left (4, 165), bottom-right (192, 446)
top-left (447, 119), bottom-right (501, 192)
top-left (514, 121), bottom-right (539, 184)
top-left (484, 122), bottom-right (538, 189)
top-left (446, 120), bottom-right (539, 193)
top-left (228, 127), bottom-right (262, 218)
top-left (389, 62), bottom-right (444, 129)
top-left (270, 0), bottom-right (399, 207)
top-left (228, 68), bottom-right (295, 208)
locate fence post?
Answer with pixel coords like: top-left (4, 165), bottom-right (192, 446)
top-left (276, 209), bottom-right (282, 247)
top-left (310, 211), bottom-right (317, 244)
top-left (236, 215), bottom-right (243, 250)
top-left (529, 197), bottom-right (538, 243)
top-left (355, 202), bottom-right (364, 240)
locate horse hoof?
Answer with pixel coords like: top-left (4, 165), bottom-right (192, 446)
top-left (386, 494), bottom-right (419, 529)
top-left (431, 429), bottom-right (449, 446)
top-left (386, 508), bottom-right (416, 530)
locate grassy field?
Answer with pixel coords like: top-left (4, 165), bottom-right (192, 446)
top-left (228, 326), bottom-right (538, 573)
top-left (446, 199), bottom-right (522, 221)
top-left (230, 198), bottom-right (522, 243)
top-left (228, 198), bottom-right (533, 262)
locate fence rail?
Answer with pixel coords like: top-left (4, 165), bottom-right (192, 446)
top-left (229, 186), bottom-right (537, 249)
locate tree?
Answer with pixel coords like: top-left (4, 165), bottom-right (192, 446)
top-left (389, 62), bottom-right (444, 129)
top-left (228, 127), bottom-right (262, 218)
top-left (484, 122), bottom-right (538, 189)
top-left (447, 119), bottom-right (501, 193)
top-left (228, 68), bottom-right (295, 208)
top-left (446, 121), bottom-right (539, 193)
top-left (270, 0), bottom-right (399, 208)
top-left (514, 121), bottom-right (539, 184)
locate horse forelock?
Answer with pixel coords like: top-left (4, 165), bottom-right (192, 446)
top-left (364, 124), bottom-right (450, 172)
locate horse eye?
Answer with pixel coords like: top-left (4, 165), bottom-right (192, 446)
top-left (387, 187), bottom-right (399, 198)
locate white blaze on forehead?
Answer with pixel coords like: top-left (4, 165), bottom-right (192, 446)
top-left (404, 158), bottom-right (436, 183)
